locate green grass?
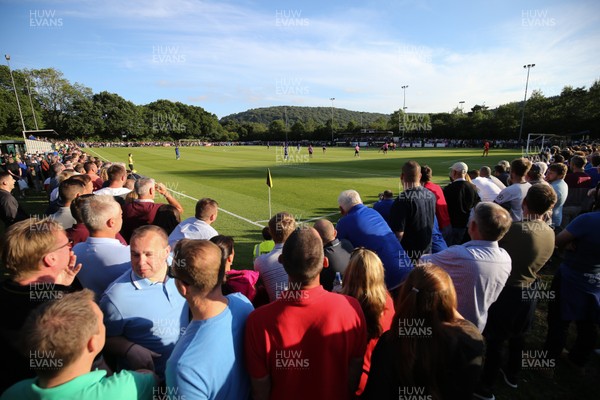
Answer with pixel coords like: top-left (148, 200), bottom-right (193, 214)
top-left (86, 145), bottom-right (520, 268)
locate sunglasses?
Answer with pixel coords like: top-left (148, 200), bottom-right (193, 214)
top-left (51, 239), bottom-right (73, 252)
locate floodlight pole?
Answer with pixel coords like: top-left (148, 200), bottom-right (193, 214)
top-left (330, 97), bottom-right (335, 144)
top-left (518, 63), bottom-right (535, 143)
top-left (25, 73), bottom-right (39, 130)
top-left (5, 55), bottom-right (27, 135)
top-left (401, 85), bottom-right (408, 140)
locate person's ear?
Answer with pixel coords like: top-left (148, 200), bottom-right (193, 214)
top-left (174, 278), bottom-right (187, 297)
top-left (323, 256), bottom-right (329, 268)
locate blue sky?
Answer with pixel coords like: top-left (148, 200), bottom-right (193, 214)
top-left (1, 0), bottom-right (599, 118)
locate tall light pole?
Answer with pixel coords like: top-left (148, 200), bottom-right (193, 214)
top-left (518, 63), bottom-right (535, 143)
top-left (26, 73), bottom-right (39, 130)
top-left (330, 97), bottom-right (335, 144)
top-left (458, 100), bottom-right (465, 112)
top-left (5, 55), bottom-right (27, 133)
top-left (401, 85), bottom-right (408, 140)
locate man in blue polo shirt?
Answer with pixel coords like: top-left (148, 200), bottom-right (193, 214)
top-left (100, 225), bottom-right (189, 381)
top-left (336, 189), bottom-right (413, 291)
top-left (166, 239), bottom-right (254, 399)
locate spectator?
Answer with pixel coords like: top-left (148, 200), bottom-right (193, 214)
top-left (50, 177), bottom-right (87, 230)
top-left (494, 158), bottom-right (532, 221)
top-left (0, 218), bottom-right (82, 392)
top-left (100, 225), bottom-right (188, 380)
top-left (313, 218), bottom-right (353, 291)
top-left (166, 239), bottom-right (254, 399)
top-left (252, 226), bottom-right (275, 259)
top-left (211, 235), bottom-right (260, 302)
top-left (362, 265), bottom-right (484, 399)
top-left (468, 169), bottom-right (501, 202)
top-left (372, 190), bottom-right (395, 224)
top-left (46, 162), bottom-right (65, 195)
top-left (443, 162), bottom-right (480, 246)
top-left (544, 192), bottom-right (600, 370)
top-left (480, 166), bottom-right (506, 190)
top-left (341, 248), bottom-right (394, 396)
top-left (493, 164), bottom-right (510, 187)
top-left (526, 162), bottom-right (550, 186)
top-left (66, 194), bottom-right (128, 246)
top-left (168, 198), bottom-right (219, 247)
top-left (152, 204), bottom-right (181, 236)
top-left (390, 160), bottom-right (436, 262)
top-left (93, 164), bottom-right (131, 201)
top-left (476, 184), bottom-right (557, 398)
top-left (253, 212), bottom-right (296, 302)
top-left (420, 202), bottom-right (512, 331)
top-left (421, 165), bottom-right (451, 231)
top-left (545, 163), bottom-right (569, 228)
top-left (0, 290), bottom-right (157, 400)
top-left (245, 228), bottom-right (367, 400)
top-left (122, 178), bottom-right (184, 241)
top-left (4, 155), bottom-right (23, 197)
top-left (584, 152), bottom-right (600, 187)
top-left (0, 171), bottom-right (28, 227)
top-left (564, 155), bottom-right (592, 189)
top-left (336, 189), bottom-right (413, 291)
top-left (73, 195), bottom-right (131, 297)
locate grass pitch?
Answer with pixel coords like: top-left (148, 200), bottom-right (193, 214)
top-left (87, 145), bottom-right (520, 268)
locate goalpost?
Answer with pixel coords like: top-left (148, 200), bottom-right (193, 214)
top-left (524, 133), bottom-right (559, 158)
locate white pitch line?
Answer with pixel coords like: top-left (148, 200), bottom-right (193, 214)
top-left (167, 189), bottom-right (264, 228)
top-left (85, 150), bottom-right (264, 229)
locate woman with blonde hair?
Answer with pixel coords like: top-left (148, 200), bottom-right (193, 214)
top-left (341, 248), bottom-right (394, 396)
top-left (362, 265), bottom-right (484, 400)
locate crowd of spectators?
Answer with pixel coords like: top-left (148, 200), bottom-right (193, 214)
top-left (0, 141), bottom-right (599, 399)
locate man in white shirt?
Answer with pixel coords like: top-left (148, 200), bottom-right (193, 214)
top-left (168, 198), bottom-right (219, 247)
top-left (494, 158), bottom-right (532, 221)
top-left (468, 170), bottom-right (502, 202)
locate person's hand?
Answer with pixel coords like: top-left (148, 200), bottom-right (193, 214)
top-left (125, 343), bottom-right (161, 371)
top-left (56, 251), bottom-right (82, 286)
top-left (155, 182), bottom-right (168, 196)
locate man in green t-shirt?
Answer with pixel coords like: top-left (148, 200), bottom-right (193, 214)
top-left (1, 290), bottom-right (157, 400)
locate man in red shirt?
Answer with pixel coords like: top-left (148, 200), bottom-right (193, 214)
top-left (122, 178), bottom-right (184, 241)
top-left (483, 140), bottom-right (490, 157)
top-left (245, 227), bottom-right (367, 400)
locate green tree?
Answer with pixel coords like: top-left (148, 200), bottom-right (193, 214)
top-left (93, 91), bottom-right (144, 140)
top-left (28, 68), bottom-right (92, 135)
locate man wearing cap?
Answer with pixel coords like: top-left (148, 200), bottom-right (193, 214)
top-left (443, 162), bottom-right (480, 246)
top-left (526, 162), bottom-right (550, 186)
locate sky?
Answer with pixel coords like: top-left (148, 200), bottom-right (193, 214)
top-left (1, 0), bottom-right (599, 119)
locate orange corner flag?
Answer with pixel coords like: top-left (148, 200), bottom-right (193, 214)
top-left (266, 168), bottom-right (273, 188)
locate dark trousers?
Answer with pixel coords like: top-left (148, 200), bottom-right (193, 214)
top-left (544, 271), bottom-right (599, 366)
top-left (481, 284), bottom-right (537, 387)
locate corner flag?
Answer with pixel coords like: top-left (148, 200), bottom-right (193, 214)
top-left (266, 168), bottom-right (273, 188)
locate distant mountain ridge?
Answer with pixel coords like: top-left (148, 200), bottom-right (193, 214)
top-left (219, 106), bottom-right (390, 127)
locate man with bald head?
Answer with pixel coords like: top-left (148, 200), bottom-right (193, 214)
top-left (100, 225), bottom-right (189, 381)
top-left (166, 239), bottom-right (254, 398)
top-left (480, 166), bottom-right (506, 190)
top-left (313, 219), bottom-right (353, 291)
top-left (336, 189), bottom-right (413, 290)
top-left (245, 227), bottom-right (367, 400)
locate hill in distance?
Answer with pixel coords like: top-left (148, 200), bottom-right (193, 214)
top-left (220, 106), bottom-right (391, 128)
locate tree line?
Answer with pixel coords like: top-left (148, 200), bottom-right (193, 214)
top-left (1, 66), bottom-right (598, 142)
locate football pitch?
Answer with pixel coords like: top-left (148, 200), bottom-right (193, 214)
top-left (88, 145), bottom-right (521, 268)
